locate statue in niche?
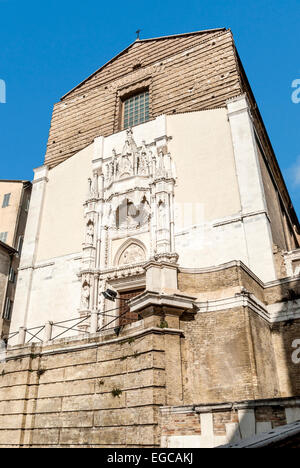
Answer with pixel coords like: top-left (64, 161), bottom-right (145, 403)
top-left (157, 151), bottom-right (165, 177)
top-left (158, 200), bottom-right (167, 229)
top-left (137, 141), bottom-right (149, 176)
top-left (139, 155), bottom-right (149, 176)
top-left (87, 178), bottom-right (92, 198)
top-left (86, 221), bottom-right (94, 245)
top-left (109, 160), bottom-right (114, 178)
top-left (119, 155), bottom-right (133, 178)
top-left (119, 244), bottom-right (145, 266)
top-left (105, 163), bottom-right (110, 181)
top-left (105, 160), bottom-right (114, 184)
top-left (151, 153), bottom-right (157, 177)
top-left (112, 149), bottom-right (119, 176)
top-left (98, 280), bottom-right (106, 311)
top-left (81, 281), bottom-right (90, 309)
top-left (136, 196), bottom-right (151, 227)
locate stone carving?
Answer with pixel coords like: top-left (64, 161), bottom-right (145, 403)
top-left (87, 178), bottom-right (92, 198)
top-left (91, 171), bottom-right (99, 198)
top-left (157, 200), bottom-right (167, 229)
top-left (137, 141), bottom-right (150, 176)
top-left (156, 151), bottom-right (166, 178)
top-left (86, 221), bottom-right (94, 245)
top-left (119, 155), bottom-right (133, 179)
top-left (80, 129), bottom-right (177, 287)
top-left (118, 243), bottom-right (145, 266)
top-left (81, 281), bottom-right (90, 309)
top-left (104, 129), bottom-right (174, 186)
top-left (98, 280), bottom-right (106, 312)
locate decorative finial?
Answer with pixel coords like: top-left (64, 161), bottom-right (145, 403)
top-left (135, 29), bottom-right (141, 40)
top-left (126, 128), bottom-right (133, 138)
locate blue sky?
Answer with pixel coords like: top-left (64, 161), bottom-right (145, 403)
top-left (0, 0), bottom-right (299, 214)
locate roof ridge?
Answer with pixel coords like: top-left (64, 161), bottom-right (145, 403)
top-left (138, 28), bottom-right (226, 42)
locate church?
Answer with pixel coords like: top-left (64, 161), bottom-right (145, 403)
top-left (2, 28), bottom-right (300, 448)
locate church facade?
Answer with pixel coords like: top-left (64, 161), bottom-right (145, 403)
top-left (1, 29), bottom-right (300, 448)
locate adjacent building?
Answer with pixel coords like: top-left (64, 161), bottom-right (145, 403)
top-left (0, 241), bottom-right (17, 339)
top-left (1, 29), bottom-right (300, 448)
top-left (0, 181), bottom-right (32, 337)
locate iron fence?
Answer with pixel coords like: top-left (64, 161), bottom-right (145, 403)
top-left (4, 303), bottom-right (140, 347)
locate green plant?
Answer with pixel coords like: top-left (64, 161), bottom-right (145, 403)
top-left (1, 370), bottom-right (5, 377)
top-left (111, 387), bottom-right (123, 398)
top-left (120, 356), bottom-right (127, 361)
top-left (133, 351), bottom-right (140, 358)
top-left (127, 337), bottom-right (135, 345)
top-left (158, 320), bottom-right (169, 329)
top-left (37, 368), bottom-right (46, 377)
top-left (98, 379), bottom-right (105, 386)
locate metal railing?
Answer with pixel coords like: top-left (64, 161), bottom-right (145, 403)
top-left (4, 304), bottom-right (140, 347)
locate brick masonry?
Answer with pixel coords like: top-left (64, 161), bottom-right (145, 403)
top-left (45, 30), bottom-right (241, 169)
top-left (161, 399), bottom-right (300, 448)
top-left (0, 265), bottom-right (300, 447)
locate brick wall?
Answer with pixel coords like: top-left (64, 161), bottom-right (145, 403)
top-left (181, 307), bottom-right (256, 404)
top-left (161, 399), bottom-right (300, 448)
top-left (45, 30), bottom-right (241, 169)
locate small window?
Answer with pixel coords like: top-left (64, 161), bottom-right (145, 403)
top-left (17, 236), bottom-right (24, 254)
top-left (0, 232), bottom-right (8, 243)
top-left (123, 90), bottom-right (149, 129)
top-left (24, 197), bottom-right (30, 212)
top-left (9, 267), bottom-right (16, 283)
top-left (3, 298), bottom-right (13, 321)
top-left (2, 193), bottom-right (10, 208)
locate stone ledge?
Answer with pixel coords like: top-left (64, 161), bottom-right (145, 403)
top-left (161, 396), bottom-right (300, 415)
top-left (6, 326), bottom-right (184, 361)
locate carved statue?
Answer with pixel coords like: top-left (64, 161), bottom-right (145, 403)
top-left (81, 282), bottom-right (90, 309)
top-left (86, 221), bottom-right (94, 245)
top-left (119, 155), bottom-right (133, 178)
top-left (112, 149), bottom-right (119, 176)
top-left (138, 153), bottom-right (148, 175)
top-left (157, 151), bottom-right (165, 177)
top-left (136, 197), bottom-right (151, 227)
top-left (158, 201), bottom-right (167, 229)
top-left (105, 163), bottom-right (110, 181)
top-left (98, 280), bottom-right (106, 311)
top-left (87, 178), bottom-right (92, 198)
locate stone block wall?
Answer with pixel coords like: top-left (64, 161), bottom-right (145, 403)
top-left (0, 329), bottom-right (170, 447)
